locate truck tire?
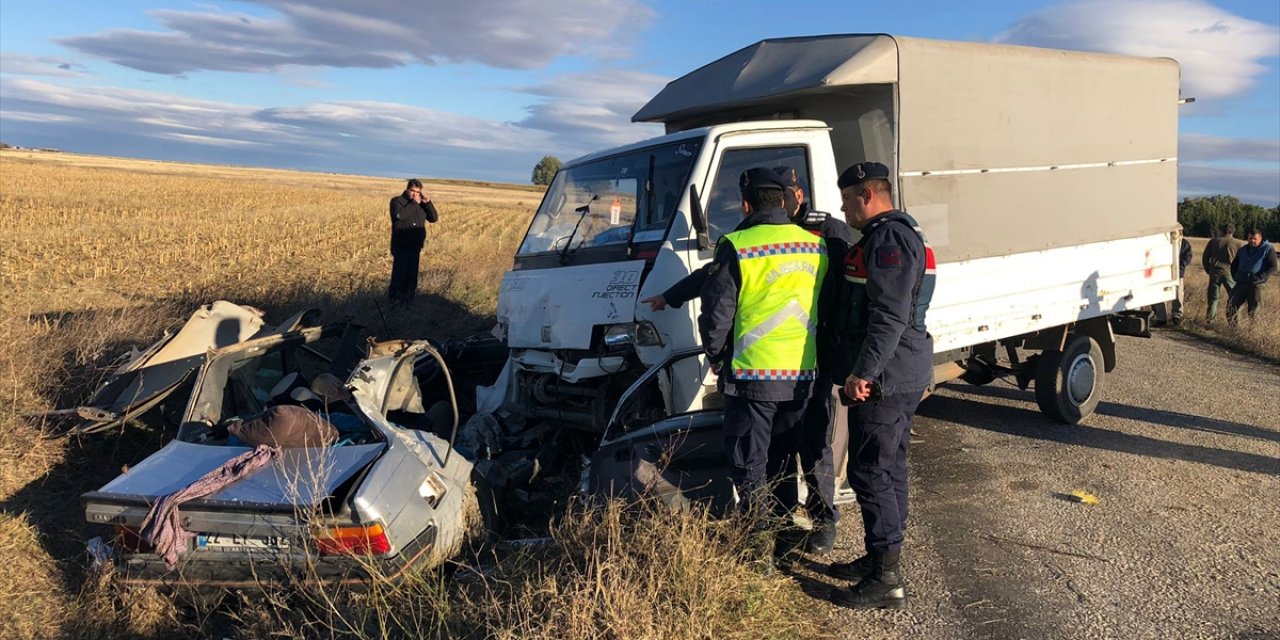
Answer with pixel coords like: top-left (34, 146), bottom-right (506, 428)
top-left (1034, 334), bottom-right (1104, 424)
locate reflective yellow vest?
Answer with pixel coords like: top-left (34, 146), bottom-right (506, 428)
top-left (722, 223), bottom-right (827, 381)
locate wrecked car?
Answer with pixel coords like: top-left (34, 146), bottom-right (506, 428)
top-left (81, 313), bottom-right (494, 588)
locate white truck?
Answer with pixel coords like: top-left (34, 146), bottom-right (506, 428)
top-left (487, 34), bottom-right (1182, 440)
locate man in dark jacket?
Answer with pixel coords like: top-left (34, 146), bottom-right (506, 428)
top-left (1227, 227), bottom-right (1278, 325)
top-left (768, 165), bottom-right (853, 559)
top-left (826, 161), bottom-right (935, 610)
top-left (698, 168), bottom-right (827, 558)
top-left (1203, 223), bottom-right (1242, 320)
top-left (1153, 232), bottom-right (1192, 327)
top-left (388, 179), bottom-right (439, 304)
top-left (641, 166), bottom-right (852, 559)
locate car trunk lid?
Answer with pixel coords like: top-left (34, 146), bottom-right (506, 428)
top-left (84, 440), bottom-right (386, 529)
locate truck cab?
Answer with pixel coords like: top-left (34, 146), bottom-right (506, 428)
top-left (495, 121), bottom-right (843, 431)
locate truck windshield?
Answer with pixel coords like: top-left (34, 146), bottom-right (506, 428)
top-left (518, 140), bottom-right (703, 256)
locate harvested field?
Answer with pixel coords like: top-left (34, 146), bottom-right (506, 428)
top-left (1179, 237), bottom-right (1280, 363)
top-left (0, 150), bottom-right (819, 640)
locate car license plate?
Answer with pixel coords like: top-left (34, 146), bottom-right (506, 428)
top-left (196, 533), bottom-right (290, 552)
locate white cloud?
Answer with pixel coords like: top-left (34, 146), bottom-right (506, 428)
top-left (158, 132), bottom-right (266, 147)
top-left (258, 101), bottom-right (552, 151)
top-left (0, 110), bottom-right (81, 123)
top-left (0, 52), bottom-right (88, 77)
top-left (57, 0), bottom-right (655, 75)
top-left (1180, 134), bottom-right (1280, 164)
top-left (515, 69), bottom-right (670, 156)
top-left (997, 0), bottom-right (1280, 99)
top-left (0, 77), bottom-right (556, 181)
top-left (1180, 165), bottom-right (1280, 205)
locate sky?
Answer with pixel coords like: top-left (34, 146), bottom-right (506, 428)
top-left (1, 0), bottom-right (1277, 204)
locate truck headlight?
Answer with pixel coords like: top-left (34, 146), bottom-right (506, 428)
top-left (603, 322), bottom-right (664, 349)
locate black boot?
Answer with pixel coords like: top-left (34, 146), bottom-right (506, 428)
top-left (827, 553), bottom-right (873, 581)
top-left (773, 527), bottom-right (805, 571)
top-left (804, 520), bottom-right (836, 555)
top-left (829, 549), bottom-right (907, 610)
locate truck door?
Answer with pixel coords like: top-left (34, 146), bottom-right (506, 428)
top-left (685, 127), bottom-right (837, 328)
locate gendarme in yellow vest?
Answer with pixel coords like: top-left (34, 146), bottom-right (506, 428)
top-left (722, 223), bottom-right (827, 381)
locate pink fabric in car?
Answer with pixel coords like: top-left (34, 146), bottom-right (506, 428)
top-left (139, 444), bottom-right (281, 569)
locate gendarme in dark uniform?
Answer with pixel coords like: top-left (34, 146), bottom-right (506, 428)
top-left (388, 178), bottom-right (439, 303)
top-left (643, 165), bottom-right (853, 561)
top-left (825, 161), bottom-right (936, 610)
top-left (698, 168), bottom-right (827, 540)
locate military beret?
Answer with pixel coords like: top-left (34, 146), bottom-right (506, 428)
top-left (837, 161), bottom-right (891, 190)
top-left (739, 167), bottom-right (787, 192)
top-left (772, 165), bottom-right (801, 188)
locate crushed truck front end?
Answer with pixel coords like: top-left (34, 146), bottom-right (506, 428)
top-left (490, 121), bottom-right (843, 433)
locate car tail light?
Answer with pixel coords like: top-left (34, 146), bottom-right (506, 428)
top-left (115, 525), bottom-right (153, 553)
top-left (314, 523), bottom-right (391, 556)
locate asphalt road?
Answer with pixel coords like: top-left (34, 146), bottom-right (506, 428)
top-left (797, 332), bottom-right (1280, 639)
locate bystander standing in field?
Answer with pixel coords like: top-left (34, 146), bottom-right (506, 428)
top-left (1202, 223), bottom-right (1242, 321)
top-left (1226, 227), bottom-right (1278, 325)
top-left (388, 179), bottom-right (439, 305)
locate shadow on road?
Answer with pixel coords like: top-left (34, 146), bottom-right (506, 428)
top-left (921, 386), bottom-right (1280, 477)
top-left (952, 383), bottom-right (1280, 445)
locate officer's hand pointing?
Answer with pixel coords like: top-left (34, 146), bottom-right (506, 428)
top-left (641, 294), bottom-right (669, 311)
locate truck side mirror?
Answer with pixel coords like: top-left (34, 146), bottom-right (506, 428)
top-left (689, 183), bottom-right (711, 251)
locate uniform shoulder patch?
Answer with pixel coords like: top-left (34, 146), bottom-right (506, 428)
top-left (875, 244), bottom-right (903, 268)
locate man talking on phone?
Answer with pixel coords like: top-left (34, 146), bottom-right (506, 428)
top-left (388, 178), bottom-right (439, 305)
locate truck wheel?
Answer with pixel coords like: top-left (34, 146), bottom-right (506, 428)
top-left (1034, 334), bottom-right (1104, 424)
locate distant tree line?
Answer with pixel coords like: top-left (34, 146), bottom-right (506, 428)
top-left (1178, 195), bottom-right (1280, 239)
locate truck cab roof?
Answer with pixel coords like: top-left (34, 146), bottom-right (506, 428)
top-left (564, 119), bottom-right (830, 168)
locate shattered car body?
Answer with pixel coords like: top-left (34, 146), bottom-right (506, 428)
top-left (82, 323), bottom-right (482, 588)
top-left (46, 301), bottom-right (270, 435)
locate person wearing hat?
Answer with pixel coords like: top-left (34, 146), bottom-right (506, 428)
top-left (766, 165), bottom-right (854, 560)
top-left (825, 161), bottom-right (935, 610)
top-left (697, 167), bottom-right (828, 565)
top-left (642, 165), bottom-right (850, 312)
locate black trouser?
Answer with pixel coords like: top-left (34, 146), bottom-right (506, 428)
top-left (723, 395), bottom-right (807, 519)
top-left (389, 244), bottom-right (422, 301)
top-left (847, 391), bottom-right (922, 552)
top-left (1226, 282), bottom-right (1262, 324)
top-left (771, 383), bottom-right (846, 525)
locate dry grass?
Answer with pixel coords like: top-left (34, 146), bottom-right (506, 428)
top-left (0, 150), bottom-right (821, 639)
top-left (1176, 237), bottom-right (1280, 363)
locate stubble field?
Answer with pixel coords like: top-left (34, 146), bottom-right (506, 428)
top-left (1179, 236), bottom-right (1279, 363)
top-left (0, 150), bottom-right (818, 640)
top-left (4, 149), bottom-right (1276, 639)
